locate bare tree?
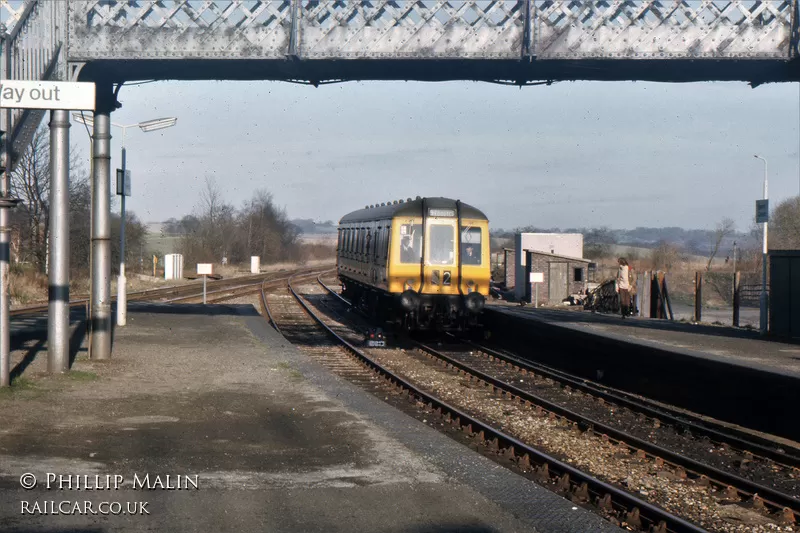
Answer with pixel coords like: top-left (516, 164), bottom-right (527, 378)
top-left (179, 184), bottom-right (300, 266)
top-left (650, 240), bottom-right (679, 271)
top-left (769, 196), bottom-right (800, 250)
top-left (9, 128), bottom-right (50, 271)
top-left (706, 217), bottom-right (735, 271)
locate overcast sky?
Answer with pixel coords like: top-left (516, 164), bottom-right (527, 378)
top-left (69, 79), bottom-right (799, 232)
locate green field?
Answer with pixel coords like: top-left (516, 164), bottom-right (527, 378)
top-left (144, 234), bottom-right (183, 257)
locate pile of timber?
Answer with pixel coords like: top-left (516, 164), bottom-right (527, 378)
top-left (584, 279), bottom-right (620, 313)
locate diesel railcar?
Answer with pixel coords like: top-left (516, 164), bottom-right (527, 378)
top-left (337, 197), bottom-right (490, 331)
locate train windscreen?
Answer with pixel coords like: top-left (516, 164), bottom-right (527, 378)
top-left (430, 224), bottom-right (454, 265)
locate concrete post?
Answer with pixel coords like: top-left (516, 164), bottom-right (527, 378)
top-left (48, 110), bottom-right (70, 373)
top-left (90, 85), bottom-right (114, 360)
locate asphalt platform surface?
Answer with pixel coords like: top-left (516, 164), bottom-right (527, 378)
top-left (490, 303), bottom-right (800, 378)
top-left (0, 302), bottom-right (620, 533)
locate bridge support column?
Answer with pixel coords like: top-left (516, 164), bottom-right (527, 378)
top-left (48, 110), bottom-right (70, 373)
top-left (0, 115), bottom-right (10, 387)
top-left (89, 85), bottom-right (114, 360)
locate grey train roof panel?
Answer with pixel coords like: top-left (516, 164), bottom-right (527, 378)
top-left (339, 197), bottom-right (488, 224)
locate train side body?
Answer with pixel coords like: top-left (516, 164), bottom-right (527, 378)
top-left (336, 197), bottom-right (489, 332)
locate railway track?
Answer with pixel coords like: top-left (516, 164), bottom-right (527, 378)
top-left (9, 266), bottom-right (322, 315)
top-left (317, 274), bottom-right (800, 476)
top-left (467, 339), bottom-right (800, 470)
top-left (265, 276), bottom-right (733, 533)
top-left (306, 276), bottom-right (798, 533)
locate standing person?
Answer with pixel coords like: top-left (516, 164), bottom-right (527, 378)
top-left (616, 257), bottom-right (631, 318)
top-left (628, 263), bottom-right (638, 316)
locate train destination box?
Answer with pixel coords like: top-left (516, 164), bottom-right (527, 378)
top-left (0, 80), bottom-right (95, 111)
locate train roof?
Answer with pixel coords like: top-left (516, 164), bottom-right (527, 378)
top-left (339, 197), bottom-right (487, 224)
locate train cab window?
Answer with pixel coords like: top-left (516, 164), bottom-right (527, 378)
top-left (430, 224), bottom-right (454, 265)
top-left (460, 226), bottom-right (482, 265)
top-left (399, 224), bottom-right (422, 264)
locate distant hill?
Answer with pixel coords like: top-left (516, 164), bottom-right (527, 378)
top-left (291, 218), bottom-right (337, 234)
top-left (491, 226), bottom-right (758, 256)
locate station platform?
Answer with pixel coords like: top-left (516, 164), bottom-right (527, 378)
top-left (489, 303), bottom-right (800, 378)
top-left (485, 304), bottom-right (800, 442)
top-left (0, 302), bottom-right (619, 533)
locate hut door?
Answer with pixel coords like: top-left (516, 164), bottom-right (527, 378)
top-left (548, 263), bottom-right (568, 303)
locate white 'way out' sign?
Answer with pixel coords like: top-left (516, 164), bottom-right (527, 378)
top-left (0, 80), bottom-right (95, 111)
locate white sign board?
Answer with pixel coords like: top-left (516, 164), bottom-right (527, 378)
top-left (756, 199), bottom-right (769, 224)
top-left (197, 263), bottom-right (213, 275)
top-left (529, 272), bottom-right (544, 283)
top-left (0, 80), bottom-right (95, 111)
top-left (116, 169), bottom-right (131, 196)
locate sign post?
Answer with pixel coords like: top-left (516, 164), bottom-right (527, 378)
top-left (0, 80), bottom-right (95, 383)
top-left (529, 272), bottom-right (544, 307)
top-left (197, 264), bottom-right (213, 304)
top-left (753, 155), bottom-right (769, 334)
top-left (116, 167), bottom-right (131, 326)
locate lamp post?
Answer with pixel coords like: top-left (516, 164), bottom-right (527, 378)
top-left (753, 155), bottom-right (768, 334)
top-left (73, 114), bottom-right (177, 327)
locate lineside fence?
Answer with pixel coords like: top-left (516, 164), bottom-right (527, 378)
top-left (693, 271), bottom-right (763, 328)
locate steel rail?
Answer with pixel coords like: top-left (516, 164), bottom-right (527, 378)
top-left (293, 276), bottom-right (709, 533)
top-left (317, 275), bottom-right (799, 467)
top-left (415, 341), bottom-right (800, 520)
top-left (8, 267), bottom-right (319, 316)
top-left (463, 337), bottom-right (800, 469)
top-left (315, 276), bottom-right (797, 525)
top-left (166, 270), bottom-right (328, 304)
top-left (163, 281), bottom-right (267, 304)
top-left (260, 278), bottom-right (282, 334)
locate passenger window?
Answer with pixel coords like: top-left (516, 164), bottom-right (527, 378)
top-left (399, 224), bottom-right (422, 264)
top-left (460, 226), bottom-right (482, 265)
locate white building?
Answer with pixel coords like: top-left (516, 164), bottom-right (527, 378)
top-left (514, 233), bottom-right (584, 300)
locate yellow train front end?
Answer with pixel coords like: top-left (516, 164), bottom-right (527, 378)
top-left (387, 201), bottom-right (490, 331)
